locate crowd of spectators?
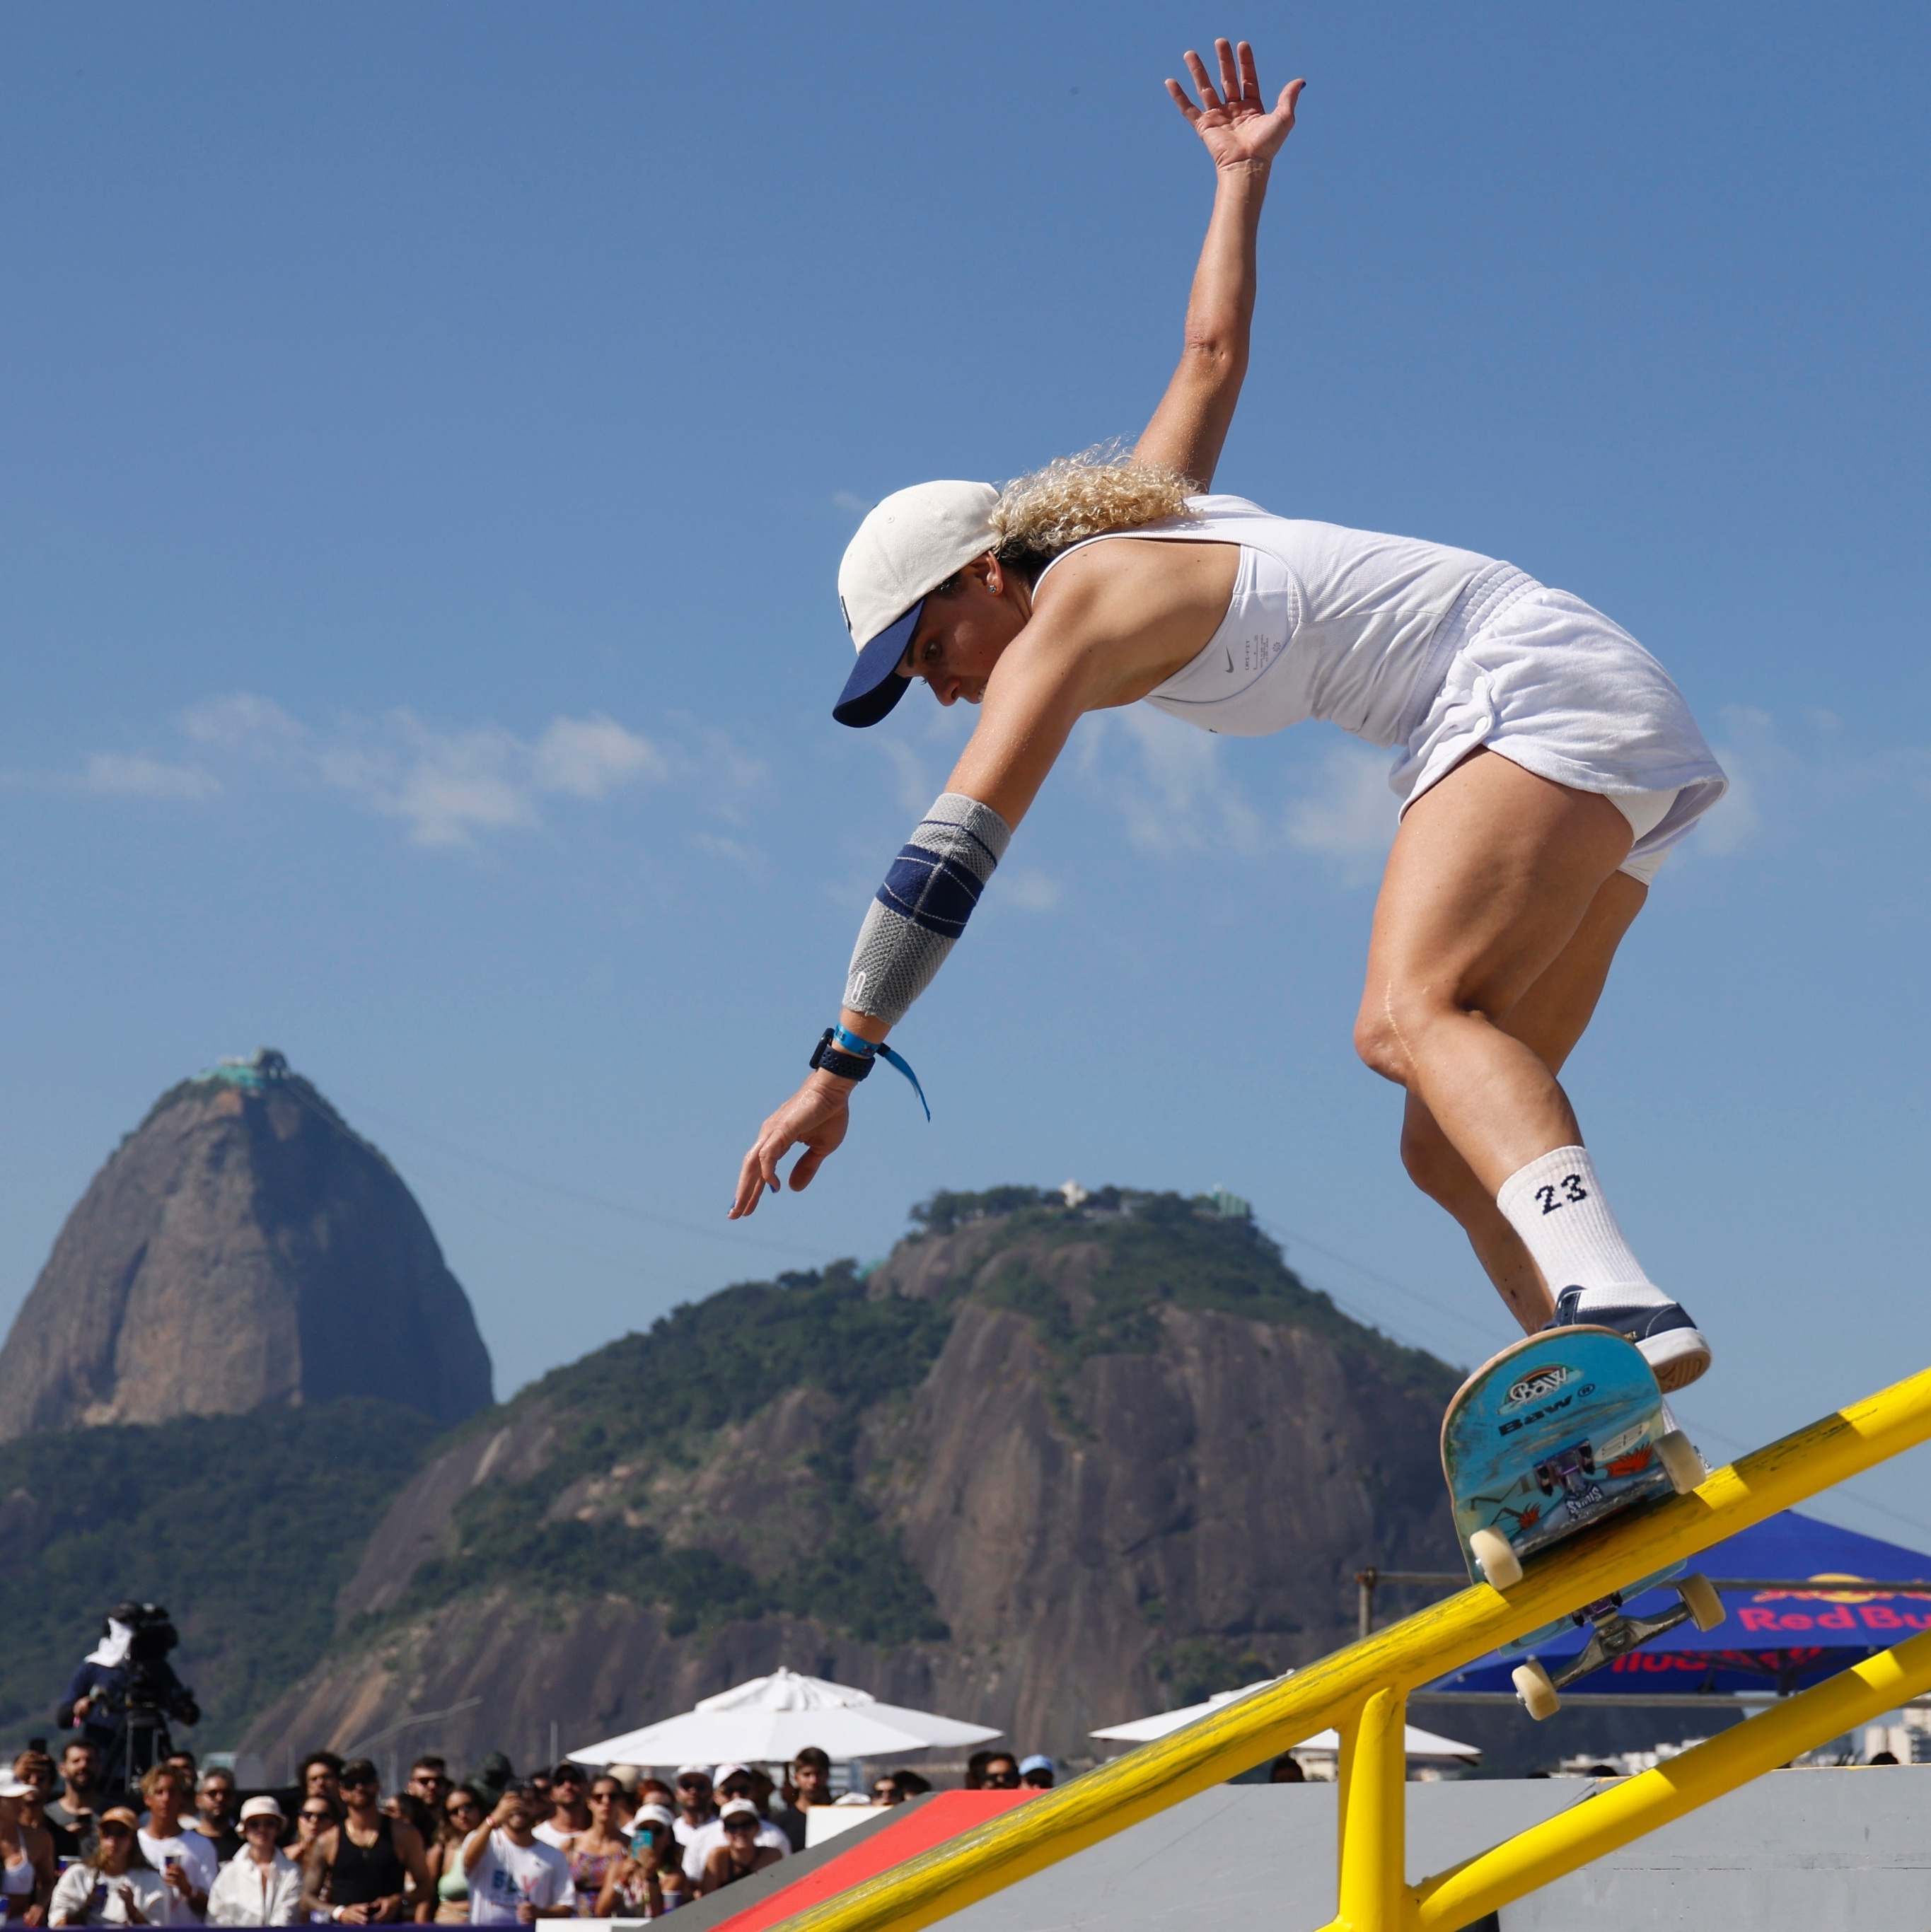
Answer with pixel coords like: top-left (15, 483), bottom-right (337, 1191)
top-left (0, 1737), bottom-right (1061, 1925)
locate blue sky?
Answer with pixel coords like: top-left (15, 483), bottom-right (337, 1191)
top-left (4, 4), bottom-right (1930, 1548)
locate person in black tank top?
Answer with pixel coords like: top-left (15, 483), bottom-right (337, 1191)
top-left (300, 1759), bottom-right (434, 1924)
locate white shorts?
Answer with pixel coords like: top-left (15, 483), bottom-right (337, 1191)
top-left (1388, 564), bottom-right (1727, 885)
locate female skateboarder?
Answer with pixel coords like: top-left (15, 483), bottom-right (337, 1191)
top-left (731, 42), bottom-right (1726, 1393)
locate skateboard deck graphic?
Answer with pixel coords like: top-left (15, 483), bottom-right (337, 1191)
top-left (1440, 1327), bottom-right (1723, 1713)
top-left (1443, 1327), bottom-right (1679, 1639)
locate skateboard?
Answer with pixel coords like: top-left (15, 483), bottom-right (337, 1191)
top-left (1442, 1326), bottom-right (1727, 1718)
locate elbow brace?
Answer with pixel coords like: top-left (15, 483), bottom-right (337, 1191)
top-left (843, 793), bottom-right (1011, 1025)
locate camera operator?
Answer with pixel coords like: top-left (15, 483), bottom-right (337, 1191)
top-left (57, 1607), bottom-right (198, 1793)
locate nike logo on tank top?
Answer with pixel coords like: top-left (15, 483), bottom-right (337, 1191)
top-left (1040, 495), bottom-right (1493, 746)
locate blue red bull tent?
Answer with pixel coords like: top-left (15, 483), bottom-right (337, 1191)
top-left (1422, 1510), bottom-right (1931, 1700)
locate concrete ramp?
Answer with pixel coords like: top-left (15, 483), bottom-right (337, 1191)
top-left (924, 1766), bottom-right (1931, 1931)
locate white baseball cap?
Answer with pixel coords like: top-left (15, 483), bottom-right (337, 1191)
top-left (834, 482), bottom-right (999, 727)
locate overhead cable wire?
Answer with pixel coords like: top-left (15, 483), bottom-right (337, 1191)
top-left (334, 1094), bottom-right (833, 1263)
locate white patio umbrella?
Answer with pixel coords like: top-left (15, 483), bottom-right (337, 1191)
top-left (572, 1667), bottom-right (1001, 1766)
top-left (1091, 1681), bottom-right (1479, 1762)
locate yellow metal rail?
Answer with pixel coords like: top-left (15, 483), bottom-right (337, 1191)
top-left (768, 1361), bottom-right (1931, 1932)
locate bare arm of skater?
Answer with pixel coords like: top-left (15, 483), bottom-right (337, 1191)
top-left (730, 42), bottom-right (1301, 1218)
top-left (1135, 40), bottom-right (1301, 489)
top-left (729, 538), bottom-right (1236, 1218)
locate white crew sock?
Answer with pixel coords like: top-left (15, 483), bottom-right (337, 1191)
top-left (1495, 1146), bottom-right (1669, 1311)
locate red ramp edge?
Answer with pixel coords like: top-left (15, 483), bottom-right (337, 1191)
top-left (712, 1791), bottom-right (1038, 1932)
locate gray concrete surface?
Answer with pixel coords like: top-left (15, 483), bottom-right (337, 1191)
top-left (927, 1764), bottom-right (1931, 1931)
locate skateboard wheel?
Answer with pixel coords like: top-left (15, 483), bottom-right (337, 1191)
top-left (1656, 1429), bottom-right (1707, 1494)
top-left (1678, 1571), bottom-right (1726, 1631)
top-left (1470, 1527), bottom-right (1523, 1589)
top-left (1513, 1660), bottom-right (1561, 1721)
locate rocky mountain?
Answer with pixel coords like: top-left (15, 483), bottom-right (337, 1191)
top-left (240, 1186), bottom-right (1470, 1769)
top-left (0, 1052), bottom-right (492, 1438)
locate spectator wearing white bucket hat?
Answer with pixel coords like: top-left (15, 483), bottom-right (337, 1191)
top-left (206, 1798), bottom-right (301, 1927)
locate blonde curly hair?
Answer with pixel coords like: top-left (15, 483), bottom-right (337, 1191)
top-left (986, 446), bottom-right (1197, 582)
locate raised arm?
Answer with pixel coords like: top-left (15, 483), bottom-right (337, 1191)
top-left (1134, 41), bottom-right (1302, 490)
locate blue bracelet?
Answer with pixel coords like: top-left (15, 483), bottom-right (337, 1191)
top-left (832, 1025), bottom-right (930, 1121)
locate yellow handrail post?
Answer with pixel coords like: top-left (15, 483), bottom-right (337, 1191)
top-left (1412, 1626), bottom-right (1931, 1931)
top-left (1329, 1688), bottom-right (1413, 1932)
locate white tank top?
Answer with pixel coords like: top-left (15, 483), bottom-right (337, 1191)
top-left (1036, 494), bottom-right (1493, 746)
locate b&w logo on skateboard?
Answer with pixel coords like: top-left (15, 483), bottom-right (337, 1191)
top-left (1503, 1364), bottom-right (1574, 1411)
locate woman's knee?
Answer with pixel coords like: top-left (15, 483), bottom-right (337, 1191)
top-left (1353, 979), bottom-right (1463, 1084)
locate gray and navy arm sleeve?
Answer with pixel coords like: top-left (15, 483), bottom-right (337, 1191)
top-left (842, 792), bottom-right (1012, 1026)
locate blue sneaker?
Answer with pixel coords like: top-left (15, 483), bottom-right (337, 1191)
top-left (1546, 1287), bottom-right (1711, 1393)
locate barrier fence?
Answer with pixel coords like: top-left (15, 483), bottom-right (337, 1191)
top-left (765, 1360), bottom-right (1931, 1932)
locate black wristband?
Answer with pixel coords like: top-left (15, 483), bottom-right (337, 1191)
top-left (809, 1028), bottom-right (873, 1081)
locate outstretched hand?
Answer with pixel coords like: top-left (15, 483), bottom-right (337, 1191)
top-left (731, 1074), bottom-right (851, 1218)
top-left (1166, 40), bottom-right (1302, 170)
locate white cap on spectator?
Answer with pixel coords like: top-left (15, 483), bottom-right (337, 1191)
top-left (632, 1804), bottom-right (675, 1827)
top-left (0, 1777), bottom-right (30, 1799)
top-left (240, 1796), bottom-right (284, 1823)
top-left (675, 1764), bottom-right (711, 1781)
top-left (713, 1762), bottom-right (751, 1784)
top-left (719, 1800), bottom-right (758, 1822)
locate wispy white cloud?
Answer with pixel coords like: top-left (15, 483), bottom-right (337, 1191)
top-left (1000, 866), bottom-right (1062, 912)
top-left (1083, 709), bottom-right (1268, 856)
top-left (180, 693), bottom-right (303, 754)
top-left (1073, 710), bottom-right (1396, 875)
top-left (1694, 703), bottom-right (1931, 863)
top-left (1285, 745), bottom-right (1400, 878)
top-left (49, 695), bottom-right (762, 851)
top-left (74, 752), bottom-right (221, 801)
top-left (530, 715), bottom-right (671, 801)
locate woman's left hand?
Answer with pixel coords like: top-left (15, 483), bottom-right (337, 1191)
top-left (1166, 40), bottom-right (1303, 170)
top-left (731, 1075), bottom-right (851, 1217)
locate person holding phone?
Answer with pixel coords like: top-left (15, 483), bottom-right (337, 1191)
top-left (459, 1787), bottom-right (572, 1925)
top-left (132, 1771), bottom-right (209, 1926)
top-left (48, 1810), bottom-right (165, 1927)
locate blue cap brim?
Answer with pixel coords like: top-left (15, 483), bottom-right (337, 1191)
top-left (833, 601), bottom-right (923, 728)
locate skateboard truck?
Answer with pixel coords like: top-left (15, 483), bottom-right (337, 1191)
top-left (1511, 1573), bottom-right (1726, 1720)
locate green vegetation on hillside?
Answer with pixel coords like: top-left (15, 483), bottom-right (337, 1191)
top-left (0, 1399), bottom-right (439, 1755)
top-left (364, 1187), bottom-right (1459, 1653)
top-left (371, 1260), bottom-right (953, 1646)
top-left (919, 1186), bottom-right (1460, 1401)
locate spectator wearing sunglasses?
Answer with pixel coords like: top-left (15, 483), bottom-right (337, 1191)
top-left (676, 1770), bottom-right (785, 1885)
top-left (665, 1774), bottom-right (712, 1861)
top-left (298, 1761), bottom-right (431, 1925)
top-left (429, 1791), bottom-right (484, 1924)
top-left (207, 1798), bottom-right (301, 1928)
top-left (49, 1806), bottom-right (167, 1927)
top-left (459, 1784), bottom-right (574, 1924)
top-left (590, 1808), bottom-right (683, 1921)
top-left (694, 1807), bottom-right (778, 1898)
